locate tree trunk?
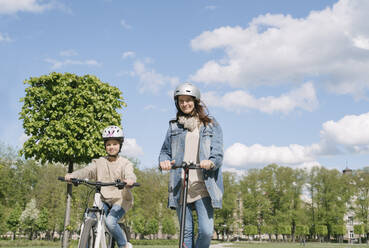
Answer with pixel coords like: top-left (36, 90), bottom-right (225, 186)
top-left (62, 162), bottom-right (74, 248)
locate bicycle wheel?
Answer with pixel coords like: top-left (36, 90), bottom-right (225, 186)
top-left (104, 230), bottom-right (114, 248)
top-left (79, 218), bottom-right (97, 248)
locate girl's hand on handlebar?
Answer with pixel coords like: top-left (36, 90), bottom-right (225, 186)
top-left (200, 160), bottom-right (214, 170)
top-left (124, 178), bottom-right (135, 187)
top-left (160, 160), bottom-right (175, 171)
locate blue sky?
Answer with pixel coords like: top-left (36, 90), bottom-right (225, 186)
top-left (1, 0), bottom-right (369, 172)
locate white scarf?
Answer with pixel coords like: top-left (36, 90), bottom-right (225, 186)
top-left (178, 116), bottom-right (200, 131)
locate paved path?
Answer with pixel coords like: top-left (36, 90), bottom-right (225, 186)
top-left (210, 243), bottom-right (234, 248)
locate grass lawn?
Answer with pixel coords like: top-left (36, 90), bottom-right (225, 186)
top-left (224, 241), bottom-right (369, 248)
top-left (1, 240), bottom-right (369, 248)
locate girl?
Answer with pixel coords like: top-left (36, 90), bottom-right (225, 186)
top-left (65, 125), bottom-right (136, 248)
top-left (159, 83), bottom-right (224, 248)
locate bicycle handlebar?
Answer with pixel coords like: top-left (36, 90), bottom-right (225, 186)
top-left (57, 176), bottom-right (140, 188)
top-left (171, 161), bottom-right (201, 170)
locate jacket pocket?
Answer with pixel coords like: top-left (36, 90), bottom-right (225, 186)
top-left (170, 129), bottom-right (183, 136)
top-left (170, 129), bottom-right (183, 157)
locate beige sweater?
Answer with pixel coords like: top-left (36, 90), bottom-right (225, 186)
top-left (70, 156), bottom-right (137, 211)
top-left (183, 125), bottom-right (209, 203)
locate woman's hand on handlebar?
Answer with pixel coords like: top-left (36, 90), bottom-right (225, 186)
top-left (200, 160), bottom-right (215, 170)
top-left (160, 160), bottom-right (175, 171)
top-left (64, 173), bottom-right (73, 182)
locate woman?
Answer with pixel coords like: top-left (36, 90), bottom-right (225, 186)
top-left (159, 82), bottom-right (224, 248)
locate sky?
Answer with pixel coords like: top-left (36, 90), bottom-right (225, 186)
top-left (1, 0), bottom-right (369, 173)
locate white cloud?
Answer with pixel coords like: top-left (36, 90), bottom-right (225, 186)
top-left (0, 0), bottom-right (55, 14)
top-left (295, 161), bottom-right (322, 171)
top-left (60, 49), bottom-right (78, 57)
top-left (0, 32), bottom-right (11, 42)
top-left (122, 51), bottom-right (135, 59)
top-left (120, 19), bottom-right (132, 29)
top-left (224, 111), bottom-right (369, 168)
top-left (353, 36), bottom-right (369, 50)
top-left (18, 133), bottom-right (29, 145)
top-left (224, 143), bottom-right (318, 168)
top-left (321, 112), bottom-right (369, 152)
top-left (45, 58), bottom-right (101, 69)
top-left (121, 138), bottom-right (143, 158)
top-left (190, 0), bottom-right (369, 97)
top-left (131, 60), bottom-right (180, 94)
top-left (222, 167), bottom-right (247, 177)
top-left (202, 82), bottom-right (318, 114)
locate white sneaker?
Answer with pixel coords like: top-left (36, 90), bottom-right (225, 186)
top-left (125, 242), bottom-right (133, 248)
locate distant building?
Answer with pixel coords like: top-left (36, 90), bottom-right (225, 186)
top-left (343, 166), bottom-right (353, 175)
top-left (342, 166), bottom-right (358, 243)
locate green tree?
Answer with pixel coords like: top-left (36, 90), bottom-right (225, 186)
top-left (0, 143), bottom-right (18, 208)
top-left (20, 199), bottom-right (39, 240)
top-left (257, 165), bottom-right (296, 241)
top-left (354, 224), bottom-right (365, 244)
top-left (130, 168), bottom-right (168, 221)
top-left (0, 147), bottom-right (39, 209)
top-left (260, 225), bottom-right (274, 241)
top-left (307, 167), bottom-right (352, 240)
top-left (352, 168), bottom-right (369, 243)
top-left (19, 72), bottom-right (126, 247)
top-left (35, 208), bottom-right (49, 239)
top-left (295, 225), bottom-right (309, 244)
top-left (161, 215), bottom-right (176, 238)
top-left (0, 204), bottom-right (6, 235)
top-left (6, 205), bottom-right (22, 240)
top-left (34, 163), bottom-right (68, 240)
top-left (132, 211), bottom-right (146, 239)
top-left (288, 169), bottom-right (307, 242)
top-left (277, 225), bottom-right (291, 242)
top-left (315, 224), bottom-right (328, 242)
top-left (240, 168), bottom-right (271, 229)
top-left (243, 225), bottom-right (258, 240)
top-left (146, 218), bottom-right (159, 239)
top-left (331, 224), bottom-right (346, 243)
top-left (214, 172), bottom-right (238, 241)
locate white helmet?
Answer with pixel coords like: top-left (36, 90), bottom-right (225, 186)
top-left (102, 126), bottom-right (124, 141)
top-left (174, 83), bottom-right (201, 100)
top-left (102, 125), bottom-right (124, 153)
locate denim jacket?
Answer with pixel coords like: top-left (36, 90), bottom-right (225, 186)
top-left (159, 117), bottom-right (224, 209)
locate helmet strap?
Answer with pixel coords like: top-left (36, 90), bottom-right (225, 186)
top-left (104, 142), bottom-right (123, 160)
top-left (107, 153), bottom-right (119, 160)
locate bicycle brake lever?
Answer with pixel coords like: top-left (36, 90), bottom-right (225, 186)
top-left (115, 179), bottom-right (126, 189)
top-left (71, 178), bottom-right (79, 187)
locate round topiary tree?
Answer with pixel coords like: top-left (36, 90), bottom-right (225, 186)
top-left (19, 72), bottom-right (126, 247)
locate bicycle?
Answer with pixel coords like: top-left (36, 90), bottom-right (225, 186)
top-left (171, 162), bottom-right (202, 248)
top-left (58, 176), bottom-right (140, 248)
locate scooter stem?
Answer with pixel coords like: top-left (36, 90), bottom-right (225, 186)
top-left (179, 167), bottom-right (190, 248)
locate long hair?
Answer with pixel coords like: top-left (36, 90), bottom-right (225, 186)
top-left (176, 97), bottom-right (212, 126)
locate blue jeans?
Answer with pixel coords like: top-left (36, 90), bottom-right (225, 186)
top-left (102, 203), bottom-right (126, 247)
top-left (176, 197), bottom-right (214, 248)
